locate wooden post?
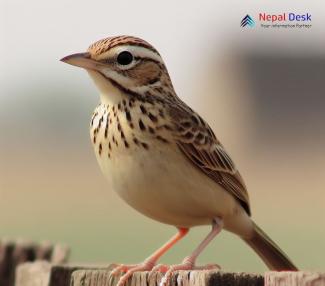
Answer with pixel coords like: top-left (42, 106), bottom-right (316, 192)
top-left (16, 264), bottom-right (264, 286)
top-left (265, 271), bottom-right (325, 286)
top-left (71, 269), bottom-right (264, 286)
top-left (15, 262), bottom-right (96, 286)
top-left (14, 263), bottom-right (325, 286)
top-left (0, 239), bottom-right (69, 286)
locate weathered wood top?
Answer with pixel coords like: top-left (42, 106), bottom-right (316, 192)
top-left (71, 269), bottom-right (264, 286)
top-left (16, 262), bottom-right (264, 286)
top-left (265, 271), bottom-right (325, 286)
top-left (15, 262), bottom-right (325, 286)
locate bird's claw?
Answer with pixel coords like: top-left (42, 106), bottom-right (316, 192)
top-left (111, 260), bottom-right (220, 286)
top-left (111, 264), bottom-right (137, 275)
top-left (148, 264), bottom-right (170, 280)
top-left (158, 261), bottom-right (221, 286)
top-left (111, 262), bottom-right (156, 286)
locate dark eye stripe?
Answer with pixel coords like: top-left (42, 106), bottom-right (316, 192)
top-left (99, 57), bottom-right (115, 64)
top-left (133, 56), bottom-right (161, 64)
top-left (99, 56), bottom-right (161, 66)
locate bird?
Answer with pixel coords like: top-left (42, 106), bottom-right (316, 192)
top-left (61, 35), bottom-right (298, 286)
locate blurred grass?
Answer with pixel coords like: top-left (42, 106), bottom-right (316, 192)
top-left (1, 197), bottom-right (323, 272)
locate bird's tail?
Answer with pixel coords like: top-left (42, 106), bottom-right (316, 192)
top-left (243, 222), bottom-right (298, 271)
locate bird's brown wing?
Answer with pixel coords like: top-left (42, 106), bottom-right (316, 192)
top-left (171, 107), bottom-right (251, 215)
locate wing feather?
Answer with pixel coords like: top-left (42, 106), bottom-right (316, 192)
top-left (172, 109), bottom-right (251, 215)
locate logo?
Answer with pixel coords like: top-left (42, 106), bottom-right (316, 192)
top-left (259, 13), bottom-right (311, 22)
top-left (240, 13), bottom-right (312, 29)
top-left (241, 15), bottom-right (255, 27)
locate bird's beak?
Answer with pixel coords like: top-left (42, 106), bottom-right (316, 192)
top-left (60, 52), bottom-right (99, 70)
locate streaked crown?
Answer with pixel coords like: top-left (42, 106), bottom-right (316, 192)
top-left (87, 35), bottom-right (160, 59)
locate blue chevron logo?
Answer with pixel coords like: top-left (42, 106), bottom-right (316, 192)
top-left (241, 15), bottom-right (255, 27)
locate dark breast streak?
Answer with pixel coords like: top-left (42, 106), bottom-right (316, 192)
top-left (90, 99), bottom-right (172, 159)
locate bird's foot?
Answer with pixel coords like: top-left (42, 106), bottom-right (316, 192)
top-left (147, 264), bottom-right (170, 281)
top-left (111, 260), bottom-right (156, 286)
top-left (156, 258), bottom-right (220, 286)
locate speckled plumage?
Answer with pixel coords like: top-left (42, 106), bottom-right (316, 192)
top-left (86, 36), bottom-right (251, 219)
top-left (62, 35), bottom-right (297, 285)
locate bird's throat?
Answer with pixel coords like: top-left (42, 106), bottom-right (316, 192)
top-left (87, 70), bottom-right (126, 105)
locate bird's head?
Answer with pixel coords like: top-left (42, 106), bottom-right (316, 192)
top-left (61, 36), bottom-right (175, 104)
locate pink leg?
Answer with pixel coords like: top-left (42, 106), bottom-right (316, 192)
top-left (113, 228), bottom-right (189, 286)
top-left (159, 218), bottom-right (223, 286)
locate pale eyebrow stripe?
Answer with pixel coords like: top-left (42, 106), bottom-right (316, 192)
top-left (112, 42), bottom-right (160, 55)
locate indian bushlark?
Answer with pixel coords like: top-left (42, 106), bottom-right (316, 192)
top-left (61, 35), bottom-right (297, 286)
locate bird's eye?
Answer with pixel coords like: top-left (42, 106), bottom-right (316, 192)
top-left (117, 51), bottom-right (133, 65)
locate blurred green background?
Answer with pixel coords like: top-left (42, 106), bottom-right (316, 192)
top-left (1, 0), bottom-right (324, 273)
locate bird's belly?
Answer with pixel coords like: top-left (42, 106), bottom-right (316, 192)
top-left (95, 143), bottom-right (238, 228)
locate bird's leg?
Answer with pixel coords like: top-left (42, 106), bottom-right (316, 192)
top-left (158, 218), bottom-right (223, 286)
top-left (113, 227), bottom-right (189, 286)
